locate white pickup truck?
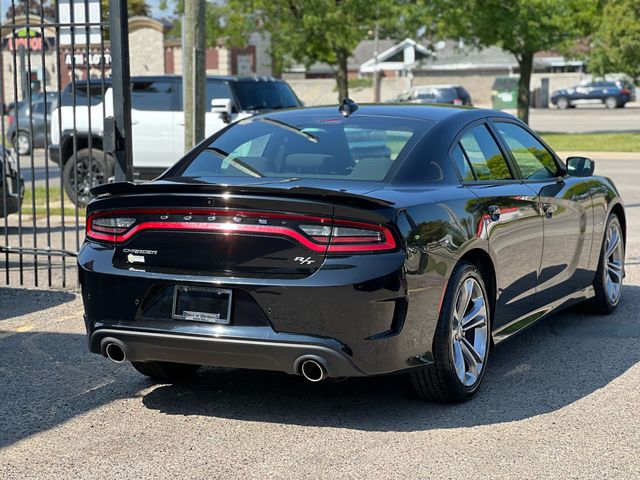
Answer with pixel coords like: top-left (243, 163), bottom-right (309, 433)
top-left (50, 76), bottom-right (302, 205)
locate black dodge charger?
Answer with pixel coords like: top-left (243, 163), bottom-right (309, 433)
top-left (80, 103), bottom-right (625, 403)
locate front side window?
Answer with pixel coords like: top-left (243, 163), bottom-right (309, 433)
top-left (494, 122), bottom-right (558, 180)
top-left (457, 125), bottom-right (512, 181)
top-left (172, 114), bottom-right (432, 182)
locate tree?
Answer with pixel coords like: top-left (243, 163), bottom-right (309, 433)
top-left (434, 0), bottom-right (598, 123)
top-left (589, 0), bottom-right (640, 82)
top-left (5, 0), bottom-right (55, 20)
top-left (101, 0), bottom-right (151, 18)
top-left (222, 0), bottom-right (412, 100)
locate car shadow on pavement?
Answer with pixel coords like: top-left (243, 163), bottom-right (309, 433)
top-left (1, 286), bottom-right (638, 449)
top-left (142, 285), bottom-right (640, 432)
top-left (0, 287), bottom-right (75, 320)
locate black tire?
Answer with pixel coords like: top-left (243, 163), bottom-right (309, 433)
top-left (604, 96), bottom-right (618, 109)
top-left (410, 262), bottom-right (491, 403)
top-left (556, 96), bottom-right (570, 110)
top-left (130, 361), bottom-right (201, 382)
top-left (592, 213), bottom-right (624, 314)
top-left (63, 148), bottom-right (113, 207)
top-left (13, 131), bottom-right (31, 155)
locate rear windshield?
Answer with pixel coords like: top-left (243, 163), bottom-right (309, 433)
top-left (232, 81), bottom-right (301, 111)
top-left (173, 114), bottom-right (431, 182)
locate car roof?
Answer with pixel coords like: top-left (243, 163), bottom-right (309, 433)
top-left (412, 84), bottom-right (462, 90)
top-left (64, 75), bottom-right (287, 87)
top-left (253, 104), bottom-right (514, 124)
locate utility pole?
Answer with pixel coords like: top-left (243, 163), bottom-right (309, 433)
top-left (183, 0), bottom-right (206, 152)
top-left (109, 0), bottom-right (133, 182)
top-left (372, 20), bottom-right (381, 103)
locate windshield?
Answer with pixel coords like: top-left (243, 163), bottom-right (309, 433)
top-left (173, 113), bottom-right (431, 182)
top-left (232, 81), bottom-right (301, 111)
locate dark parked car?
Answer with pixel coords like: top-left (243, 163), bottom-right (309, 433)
top-left (551, 80), bottom-right (636, 109)
top-left (392, 85), bottom-right (472, 106)
top-left (0, 146), bottom-right (24, 216)
top-left (7, 92), bottom-right (58, 154)
top-left (80, 104), bottom-right (625, 403)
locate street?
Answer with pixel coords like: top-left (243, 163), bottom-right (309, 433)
top-left (1, 155), bottom-right (639, 479)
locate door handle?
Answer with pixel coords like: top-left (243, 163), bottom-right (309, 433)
top-left (488, 205), bottom-right (501, 221)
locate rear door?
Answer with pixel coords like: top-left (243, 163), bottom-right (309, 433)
top-left (453, 122), bottom-right (544, 326)
top-left (130, 79), bottom-right (178, 168)
top-left (492, 120), bottom-right (593, 305)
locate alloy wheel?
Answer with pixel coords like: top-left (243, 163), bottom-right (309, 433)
top-left (451, 277), bottom-right (489, 387)
top-left (604, 221), bottom-right (624, 304)
top-left (71, 157), bottom-right (105, 205)
top-left (16, 133), bottom-right (30, 155)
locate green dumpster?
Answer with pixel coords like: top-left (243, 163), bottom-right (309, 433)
top-left (491, 76), bottom-right (518, 109)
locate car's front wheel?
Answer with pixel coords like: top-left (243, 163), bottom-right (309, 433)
top-left (592, 213), bottom-right (625, 313)
top-left (131, 361), bottom-right (201, 382)
top-left (63, 148), bottom-right (113, 207)
top-left (604, 96), bottom-right (619, 109)
top-left (556, 96), bottom-right (570, 109)
top-left (411, 262), bottom-right (491, 403)
top-left (14, 131), bottom-right (31, 155)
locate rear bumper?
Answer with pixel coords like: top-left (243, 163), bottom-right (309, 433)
top-left (90, 328), bottom-right (364, 377)
top-left (79, 241), bottom-right (448, 377)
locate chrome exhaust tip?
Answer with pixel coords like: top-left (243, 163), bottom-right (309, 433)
top-left (104, 342), bottom-right (127, 363)
top-left (300, 359), bottom-right (328, 382)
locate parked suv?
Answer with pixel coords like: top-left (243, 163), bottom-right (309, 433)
top-left (50, 76), bottom-right (302, 205)
top-left (391, 85), bottom-right (472, 106)
top-left (551, 79), bottom-right (636, 109)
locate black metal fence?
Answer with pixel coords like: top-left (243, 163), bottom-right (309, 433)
top-left (0, 0), bottom-right (129, 289)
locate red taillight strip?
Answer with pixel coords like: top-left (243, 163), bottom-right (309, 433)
top-left (86, 208), bottom-right (397, 253)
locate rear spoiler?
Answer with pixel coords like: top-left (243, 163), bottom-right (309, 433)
top-left (91, 181), bottom-right (393, 209)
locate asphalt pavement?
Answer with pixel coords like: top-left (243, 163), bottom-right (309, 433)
top-left (0, 156), bottom-right (639, 479)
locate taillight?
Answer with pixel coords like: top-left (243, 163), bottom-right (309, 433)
top-left (7, 115), bottom-right (13, 127)
top-left (620, 88), bottom-right (630, 95)
top-left (453, 98), bottom-right (463, 105)
top-left (86, 209), bottom-right (397, 254)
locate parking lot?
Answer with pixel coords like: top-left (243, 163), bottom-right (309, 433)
top-left (1, 151), bottom-right (639, 479)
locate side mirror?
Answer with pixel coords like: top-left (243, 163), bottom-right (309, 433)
top-left (211, 98), bottom-right (232, 123)
top-left (566, 156), bottom-right (595, 177)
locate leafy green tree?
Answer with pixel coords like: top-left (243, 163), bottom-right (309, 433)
top-left (433, 0), bottom-right (598, 123)
top-left (589, 0), bottom-right (640, 81)
top-left (222, 0), bottom-right (415, 99)
top-left (5, 0), bottom-right (55, 20)
top-left (101, 0), bottom-right (151, 17)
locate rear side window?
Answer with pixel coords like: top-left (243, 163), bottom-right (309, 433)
top-left (60, 83), bottom-right (106, 106)
top-left (457, 125), bottom-right (512, 181)
top-left (435, 88), bottom-right (457, 100)
top-left (131, 80), bottom-right (175, 111)
top-left (494, 122), bottom-right (559, 180)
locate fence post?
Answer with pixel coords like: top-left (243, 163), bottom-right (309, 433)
top-left (109, 0), bottom-right (133, 182)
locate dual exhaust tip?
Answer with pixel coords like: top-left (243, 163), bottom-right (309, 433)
top-left (104, 341), bottom-right (126, 363)
top-left (104, 340), bottom-right (330, 383)
top-left (299, 357), bottom-right (328, 382)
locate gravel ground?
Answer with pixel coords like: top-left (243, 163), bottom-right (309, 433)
top-left (0, 158), bottom-right (639, 479)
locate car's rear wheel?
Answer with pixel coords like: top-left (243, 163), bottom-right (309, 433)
top-left (604, 96), bottom-right (619, 109)
top-left (131, 361), bottom-right (201, 382)
top-left (63, 148), bottom-right (113, 207)
top-left (411, 262), bottom-right (491, 403)
top-left (14, 131), bottom-right (31, 155)
top-left (556, 96), bottom-right (570, 110)
top-left (592, 213), bottom-right (624, 313)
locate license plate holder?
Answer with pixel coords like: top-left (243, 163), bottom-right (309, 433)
top-left (172, 286), bottom-right (232, 324)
